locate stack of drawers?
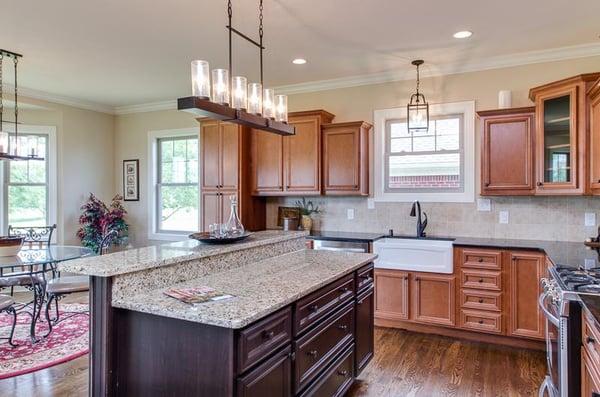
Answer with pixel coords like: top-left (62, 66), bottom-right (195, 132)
top-left (457, 248), bottom-right (503, 334)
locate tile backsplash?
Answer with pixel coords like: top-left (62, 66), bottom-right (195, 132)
top-left (266, 196), bottom-right (600, 242)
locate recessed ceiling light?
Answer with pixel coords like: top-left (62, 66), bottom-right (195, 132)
top-left (453, 30), bottom-right (473, 39)
top-left (292, 58), bottom-right (307, 65)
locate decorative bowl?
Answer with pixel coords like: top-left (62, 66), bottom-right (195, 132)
top-left (0, 236), bottom-right (24, 257)
top-left (188, 232), bottom-right (252, 245)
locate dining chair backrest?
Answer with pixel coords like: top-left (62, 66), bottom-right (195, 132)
top-left (99, 229), bottom-right (118, 255)
top-left (8, 224), bottom-right (57, 247)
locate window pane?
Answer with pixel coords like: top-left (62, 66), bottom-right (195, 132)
top-left (390, 137), bottom-right (411, 153)
top-left (388, 153), bottom-right (460, 189)
top-left (160, 138), bottom-right (198, 183)
top-left (412, 136), bottom-right (435, 152)
top-left (159, 185), bottom-right (198, 232)
top-left (186, 139), bottom-right (198, 183)
top-left (436, 118), bottom-right (460, 151)
top-left (8, 185), bottom-right (47, 227)
top-left (390, 122), bottom-right (408, 138)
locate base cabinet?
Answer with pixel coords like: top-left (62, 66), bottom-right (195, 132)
top-left (237, 347), bottom-right (292, 397)
top-left (355, 287), bottom-right (374, 375)
top-left (411, 274), bottom-right (455, 327)
top-left (374, 269), bottom-right (409, 321)
top-left (582, 348), bottom-right (600, 397)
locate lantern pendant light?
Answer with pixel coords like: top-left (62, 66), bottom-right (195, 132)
top-left (407, 60), bottom-right (429, 133)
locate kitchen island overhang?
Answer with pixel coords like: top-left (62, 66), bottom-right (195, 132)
top-left (61, 231), bottom-right (376, 396)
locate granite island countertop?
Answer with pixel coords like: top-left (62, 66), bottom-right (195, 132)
top-left (112, 249), bottom-right (376, 329)
top-left (59, 230), bottom-right (308, 277)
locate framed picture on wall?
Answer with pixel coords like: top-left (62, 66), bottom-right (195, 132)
top-left (123, 159), bottom-right (139, 201)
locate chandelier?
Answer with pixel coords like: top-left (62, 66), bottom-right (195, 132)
top-left (0, 49), bottom-right (43, 161)
top-left (407, 59), bottom-right (429, 133)
top-left (178, 0), bottom-right (294, 136)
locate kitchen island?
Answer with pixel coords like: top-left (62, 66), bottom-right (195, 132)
top-left (61, 231), bottom-right (376, 397)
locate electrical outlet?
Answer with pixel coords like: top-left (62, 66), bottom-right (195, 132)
top-left (367, 199), bottom-right (375, 210)
top-left (585, 259), bottom-right (597, 269)
top-left (585, 212), bottom-right (596, 227)
top-left (347, 208), bottom-right (355, 220)
top-left (498, 211), bottom-right (509, 224)
top-left (477, 198), bottom-right (491, 212)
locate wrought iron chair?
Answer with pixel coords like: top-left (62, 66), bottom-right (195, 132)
top-left (43, 230), bottom-right (118, 337)
top-left (0, 294), bottom-right (18, 347)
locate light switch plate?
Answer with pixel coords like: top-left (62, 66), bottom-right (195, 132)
top-left (347, 208), bottom-right (355, 220)
top-left (585, 212), bottom-right (596, 227)
top-left (367, 199), bottom-right (375, 209)
top-left (499, 211), bottom-right (509, 224)
top-left (477, 198), bottom-right (491, 212)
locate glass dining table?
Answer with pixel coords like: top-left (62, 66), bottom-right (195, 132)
top-left (0, 245), bottom-right (95, 342)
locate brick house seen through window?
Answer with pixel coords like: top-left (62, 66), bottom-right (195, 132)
top-left (385, 115), bottom-right (463, 192)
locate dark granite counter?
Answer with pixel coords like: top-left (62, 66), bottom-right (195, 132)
top-left (307, 230), bottom-right (386, 243)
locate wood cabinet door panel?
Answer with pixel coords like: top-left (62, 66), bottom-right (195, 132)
top-left (284, 117), bottom-right (320, 193)
top-left (590, 91), bottom-right (600, 193)
top-left (374, 269), bottom-right (409, 321)
top-left (251, 129), bottom-right (283, 193)
top-left (220, 123), bottom-right (240, 190)
top-left (508, 251), bottom-right (545, 339)
top-left (201, 122), bottom-right (220, 190)
top-left (411, 273), bottom-right (455, 327)
top-left (581, 348), bottom-right (600, 397)
top-left (201, 192), bottom-right (221, 232)
top-left (236, 345), bottom-right (292, 397)
top-left (355, 287), bottom-right (374, 376)
top-left (323, 129), bottom-right (359, 192)
top-left (481, 113), bottom-right (534, 194)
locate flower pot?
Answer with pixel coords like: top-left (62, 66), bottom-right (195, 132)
top-left (301, 215), bottom-right (313, 231)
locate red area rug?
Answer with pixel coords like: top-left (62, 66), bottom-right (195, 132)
top-left (0, 303), bottom-right (88, 379)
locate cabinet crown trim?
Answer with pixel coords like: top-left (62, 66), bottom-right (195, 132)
top-left (288, 109), bottom-right (335, 121)
top-left (588, 77), bottom-right (600, 99)
top-left (529, 73), bottom-right (600, 101)
top-left (476, 107), bottom-right (535, 118)
top-left (322, 121), bottom-right (373, 130)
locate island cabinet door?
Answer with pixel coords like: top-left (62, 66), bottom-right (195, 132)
top-left (507, 251), bottom-right (545, 340)
top-left (355, 286), bottom-right (374, 376)
top-left (411, 273), bottom-right (456, 327)
top-left (236, 346), bottom-right (292, 397)
top-left (374, 269), bottom-right (409, 321)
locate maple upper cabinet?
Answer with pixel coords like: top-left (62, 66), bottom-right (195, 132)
top-left (251, 110), bottom-right (335, 196)
top-left (322, 121), bottom-right (372, 196)
top-left (477, 107), bottom-right (535, 195)
top-left (200, 120), bottom-right (265, 232)
top-left (588, 77), bottom-right (600, 195)
top-left (529, 73), bottom-right (600, 195)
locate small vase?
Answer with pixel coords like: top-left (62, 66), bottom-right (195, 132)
top-left (301, 215), bottom-right (312, 231)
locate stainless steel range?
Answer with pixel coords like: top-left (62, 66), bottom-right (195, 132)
top-left (538, 265), bottom-right (600, 396)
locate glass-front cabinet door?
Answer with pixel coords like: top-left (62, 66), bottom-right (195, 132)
top-left (535, 86), bottom-right (579, 193)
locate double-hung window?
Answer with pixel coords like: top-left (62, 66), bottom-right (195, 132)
top-left (374, 101), bottom-right (475, 202)
top-left (154, 134), bottom-right (199, 235)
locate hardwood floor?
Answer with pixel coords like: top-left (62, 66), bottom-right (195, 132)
top-left (0, 317), bottom-right (545, 396)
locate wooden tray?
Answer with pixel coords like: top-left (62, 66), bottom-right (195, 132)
top-left (188, 232), bottom-right (252, 245)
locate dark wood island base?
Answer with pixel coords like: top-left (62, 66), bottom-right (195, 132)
top-left (89, 263), bottom-right (375, 397)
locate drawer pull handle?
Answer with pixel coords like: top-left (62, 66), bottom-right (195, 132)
top-left (308, 304), bottom-right (319, 313)
top-left (338, 370), bottom-right (348, 377)
top-left (478, 299), bottom-right (484, 304)
top-left (307, 350), bottom-right (318, 357)
top-left (360, 274), bottom-right (372, 280)
top-left (587, 336), bottom-right (596, 345)
top-left (339, 287), bottom-right (349, 293)
top-left (262, 330), bottom-right (275, 339)
top-left (478, 258), bottom-right (484, 263)
top-left (478, 320), bottom-right (484, 325)
top-left (478, 278), bottom-right (484, 283)
top-left (338, 325), bottom-right (348, 331)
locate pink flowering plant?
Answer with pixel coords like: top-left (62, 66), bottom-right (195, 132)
top-left (77, 194), bottom-right (128, 253)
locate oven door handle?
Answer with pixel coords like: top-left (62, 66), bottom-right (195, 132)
top-left (538, 375), bottom-right (556, 397)
top-left (538, 291), bottom-right (559, 327)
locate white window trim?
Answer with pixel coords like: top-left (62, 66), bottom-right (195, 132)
top-left (373, 101), bottom-right (475, 203)
top-left (147, 127), bottom-right (199, 241)
top-left (0, 123), bottom-right (58, 241)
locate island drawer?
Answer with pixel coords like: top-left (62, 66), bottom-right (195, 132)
top-left (294, 273), bottom-right (355, 336)
top-left (294, 301), bottom-right (354, 393)
top-left (298, 343), bottom-right (355, 397)
top-left (356, 263), bottom-right (374, 293)
top-left (237, 307), bottom-right (292, 374)
top-left (461, 248), bottom-right (502, 270)
top-left (460, 269), bottom-right (502, 291)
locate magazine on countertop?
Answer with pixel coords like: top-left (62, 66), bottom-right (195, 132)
top-left (163, 286), bottom-right (234, 304)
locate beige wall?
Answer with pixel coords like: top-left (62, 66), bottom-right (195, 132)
top-left (14, 97), bottom-right (115, 244)
top-left (113, 55), bottom-right (600, 244)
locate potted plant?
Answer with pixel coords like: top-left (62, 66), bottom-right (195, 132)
top-left (295, 198), bottom-right (321, 231)
top-left (77, 194), bottom-right (129, 254)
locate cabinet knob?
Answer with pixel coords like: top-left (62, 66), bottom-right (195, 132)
top-left (337, 324), bottom-right (348, 331)
top-left (339, 287), bottom-right (349, 293)
top-left (478, 278), bottom-right (484, 283)
top-left (338, 370), bottom-right (348, 377)
top-left (478, 258), bottom-right (484, 263)
top-left (479, 299), bottom-right (484, 304)
top-left (587, 336), bottom-right (596, 345)
top-left (597, 179), bottom-right (600, 184)
top-left (537, 182), bottom-right (543, 187)
top-left (404, 276), bottom-right (409, 280)
top-left (415, 277), bottom-right (421, 281)
top-left (307, 349), bottom-right (318, 357)
top-left (478, 320), bottom-right (484, 324)
top-left (262, 330), bottom-right (275, 339)
top-left (308, 304), bottom-right (319, 313)
top-left (485, 182), bottom-right (490, 187)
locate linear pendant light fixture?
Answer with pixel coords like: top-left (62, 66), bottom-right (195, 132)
top-left (178, 0), bottom-right (295, 136)
top-left (0, 49), bottom-right (43, 161)
top-left (407, 59), bottom-right (429, 133)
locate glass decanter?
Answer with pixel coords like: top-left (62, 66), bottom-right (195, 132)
top-left (225, 195), bottom-right (245, 236)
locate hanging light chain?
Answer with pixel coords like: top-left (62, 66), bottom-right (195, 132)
top-left (13, 55), bottom-right (18, 142)
top-left (0, 52), bottom-right (3, 129)
top-left (259, 0), bottom-right (264, 39)
top-left (415, 62), bottom-right (420, 101)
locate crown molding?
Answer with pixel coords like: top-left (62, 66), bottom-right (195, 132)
top-left (273, 42), bottom-right (600, 95)
top-left (113, 99), bottom-right (177, 115)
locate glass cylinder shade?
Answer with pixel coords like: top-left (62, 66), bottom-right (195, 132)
top-left (275, 95), bottom-right (288, 123)
top-left (0, 131), bottom-right (8, 154)
top-left (247, 83), bottom-right (263, 115)
top-left (211, 69), bottom-right (230, 105)
top-left (263, 89), bottom-right (275, 119)
top-left (191, 60), bottom-right (210, 99)
top-left (231, 76), bottom-right (247, 110)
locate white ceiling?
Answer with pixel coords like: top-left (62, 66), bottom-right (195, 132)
top-left (2, 0), bottom-right (600, 111)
